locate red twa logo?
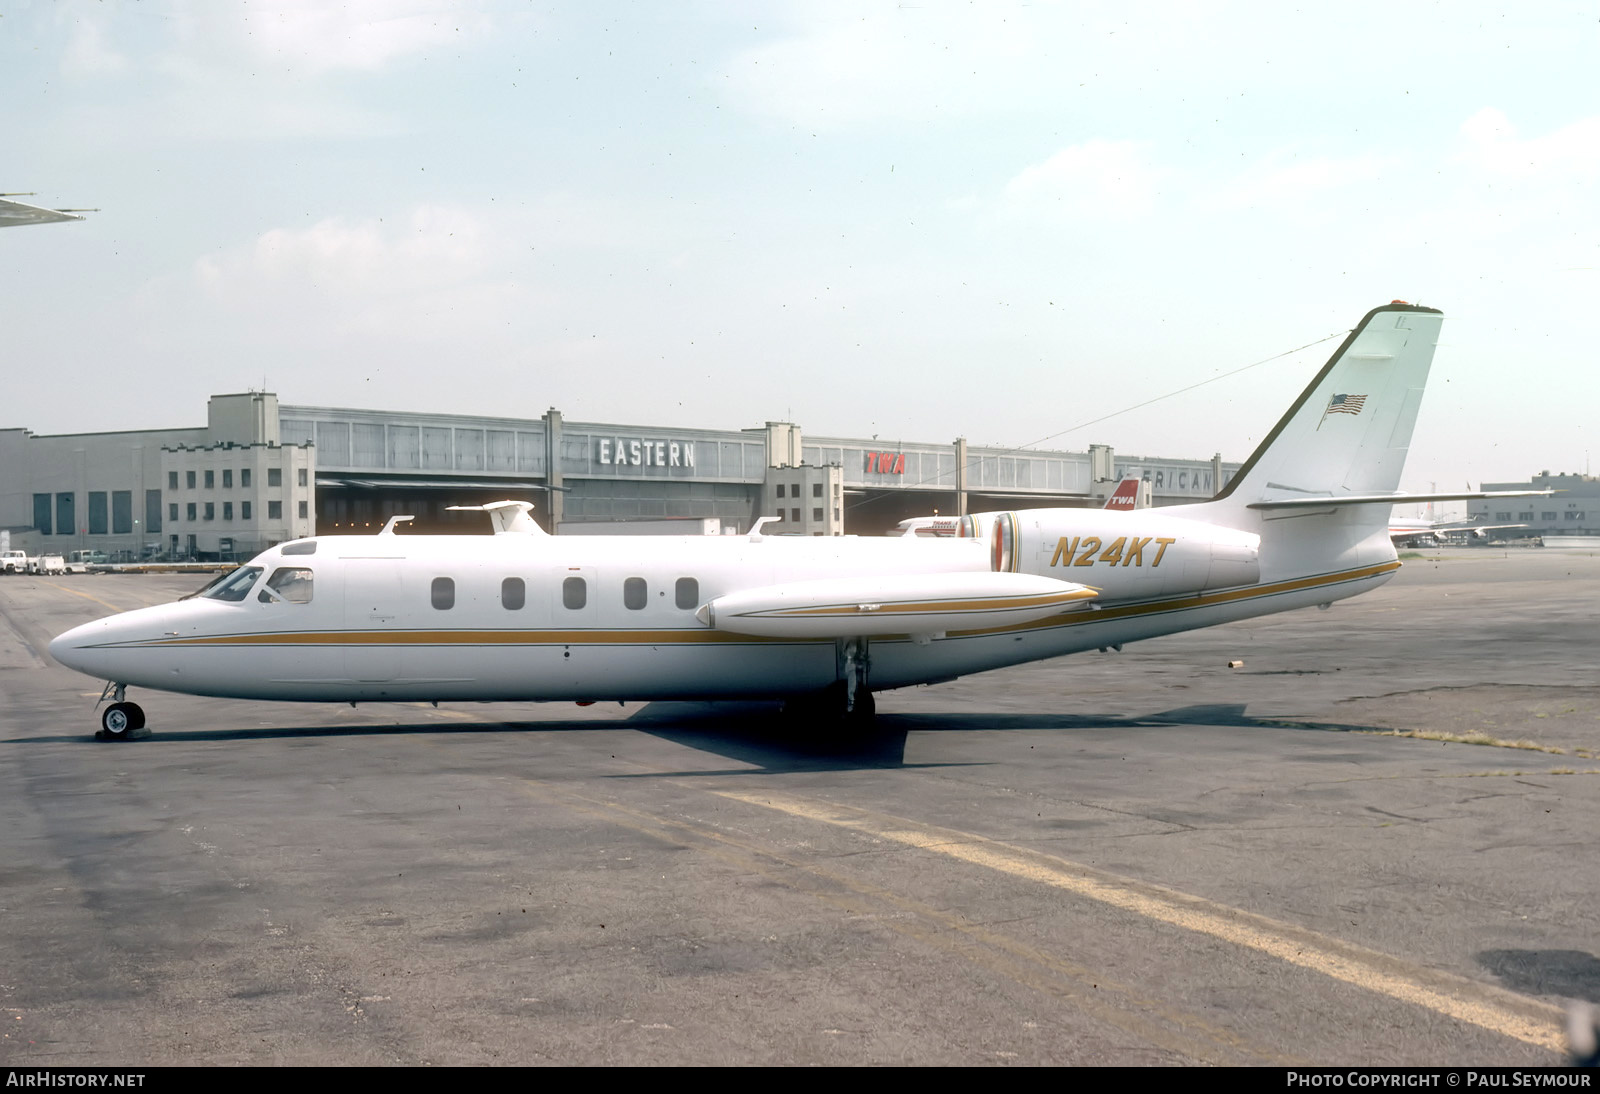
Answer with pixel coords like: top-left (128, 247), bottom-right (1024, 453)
top-left (865, 451), bottom-right (906, 475)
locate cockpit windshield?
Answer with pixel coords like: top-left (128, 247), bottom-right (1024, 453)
top-left (196, 566), bottom-right (263, 603)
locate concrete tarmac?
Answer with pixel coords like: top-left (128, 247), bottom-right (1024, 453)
top-left (1, 547), bottom-right (1597, 1066)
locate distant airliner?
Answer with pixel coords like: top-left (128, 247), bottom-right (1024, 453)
top-left (893, 476), bottom-right (1145, 539)
top-left (1387, 515), bottom-right (1528, 547)
top-left (50, 303), bottom-right (1547, 739)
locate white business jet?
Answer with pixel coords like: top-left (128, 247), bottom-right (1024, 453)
top-left (51, 303), bottom-right (1541, 739)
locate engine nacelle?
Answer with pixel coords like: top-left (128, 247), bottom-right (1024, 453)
top-left (992, 508), bottom-right (1260, 601)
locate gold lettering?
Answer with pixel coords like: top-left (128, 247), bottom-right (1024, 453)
top-left (1098, 536), bottom-right (1126, 565)
top-left (1050, 536), bottom-right (1078, 567)
top-left (1151, 537), bottom-right (1177, 566)
top-left (1073, 536), bottom-right (1101, 565)
top-left (1123, 536), bottom-right (1152, 566)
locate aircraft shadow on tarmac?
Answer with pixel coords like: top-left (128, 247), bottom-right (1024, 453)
top-left (12, 699), bottom-right (1407, 775)
top-left (1478, 949), bottom-right (1600, 1001)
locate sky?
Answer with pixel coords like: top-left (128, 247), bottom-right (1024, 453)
top-left (3, 0), bottom-right (1596, 496)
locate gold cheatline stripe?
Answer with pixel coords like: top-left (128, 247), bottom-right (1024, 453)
top-left (105, 561), bottom-right (1398, 650)
top-left (129, 628), bottom-right (807, 648)
top-left (713, 790), bottom-right (1564, 1053)
top-left (947, 558), bottom-right (1400, 638)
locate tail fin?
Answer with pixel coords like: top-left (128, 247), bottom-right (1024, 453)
top-left (1102, 476), bottom-right (1146, 510)
top-left (1210, 304), bottom-right (1443, 507)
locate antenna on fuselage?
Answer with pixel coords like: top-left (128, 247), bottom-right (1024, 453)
top-left (379, 515), bottom-right (415, 535)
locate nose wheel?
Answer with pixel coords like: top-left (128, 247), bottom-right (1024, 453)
top-left (95, 683), bottom-right (147, 740)
top-left (98, 702), bottom-right (146, 740)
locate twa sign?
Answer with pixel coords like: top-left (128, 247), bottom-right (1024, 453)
top-left (865, 451), bottom-right (905, 475)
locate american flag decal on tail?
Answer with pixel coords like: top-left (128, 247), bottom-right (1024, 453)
top-left (1317, 392), bottom-right (1367, 430)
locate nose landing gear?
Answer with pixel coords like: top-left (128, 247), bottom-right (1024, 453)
top-left (95, 683), bottom-right (146, 741)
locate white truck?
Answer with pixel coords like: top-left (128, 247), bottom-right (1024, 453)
top-left (1, 550), bottom-right (31, 574)
top-left (31, 554), bottom-right (65, 575)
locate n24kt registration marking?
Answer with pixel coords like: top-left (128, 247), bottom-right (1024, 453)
top-left (1049, 536), bottom-right (1177, 568)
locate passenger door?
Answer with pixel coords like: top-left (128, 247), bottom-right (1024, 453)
top-left (342, 559), bottom-right (405, 681)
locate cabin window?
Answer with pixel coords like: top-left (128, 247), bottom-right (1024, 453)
top-left (562, 576), bottom-right (586, 610)
top-left (675, 577), bottom-right (698, 610)
top-left (501, 577), bottom-right (525, 610)
top-left (260, 567), bottom-right (315, 604)
top-left (623, 577), bottom-right (647, 610)
top-left (431, 577), bottom-right (455, 610)
top-left (198, 566), bottom-right (263, 602)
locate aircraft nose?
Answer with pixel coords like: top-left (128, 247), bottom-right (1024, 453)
top-left (49, 621), bottom-right (99, 674)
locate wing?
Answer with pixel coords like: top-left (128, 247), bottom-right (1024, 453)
top-left (696, 571), bottom-right (1095, 638)
top-left (0, 197), bottom-right (86, 228)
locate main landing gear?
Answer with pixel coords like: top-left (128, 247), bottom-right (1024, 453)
top-left (96, 683), bottom-right (146, 741)
top-left (783, 636), bottom-right (876, 726)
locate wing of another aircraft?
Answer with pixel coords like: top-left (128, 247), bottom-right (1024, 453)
top-left (445, 500), bottom-right (545, 535)
top-left (0, 197), bottom-right (86, 228)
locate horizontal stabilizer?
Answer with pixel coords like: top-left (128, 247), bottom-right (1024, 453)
top-left (698, 572), bottom-right (1096, 639)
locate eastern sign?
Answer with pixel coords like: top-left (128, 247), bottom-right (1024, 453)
top-left (595, 438), bottom-right (696, 470)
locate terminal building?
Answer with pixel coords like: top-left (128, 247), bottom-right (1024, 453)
top-left (1, 392), bottom-right (1240, 561)
top-left (1470, 471), bottom-right (1599, 539)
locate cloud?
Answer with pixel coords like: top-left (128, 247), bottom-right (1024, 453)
top-left (60, 14), bottom-right (130, 76)
top-left (188, 205), bottom-right (527, 352)
top-left (1459, 107), bottom-right (1600, 180)
top-left (230, 0), bottom-right (492, 74)
top-left (997, 140), bottom-right (1163, 222)
top-left (1205, 150), bottom-right (1392, 213)
top-left (199, 206), bottom-right (488, 300)
top-left (718, 2), bottom-right (1060, 130)
top-left (44, 1), bottom-right (494, 142)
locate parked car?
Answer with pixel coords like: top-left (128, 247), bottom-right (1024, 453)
top-left (64, 550), bottom-right (108, 573)
top-left (1, 550), bottom-right (31, 574)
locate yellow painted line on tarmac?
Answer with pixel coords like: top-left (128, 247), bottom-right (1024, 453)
top-left (40, 581), bottom-right (127, 615)
top-left (514, 779), bottom-right (1289, 1064)
top-left (714, 789), bottom-right (1565, 1053)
